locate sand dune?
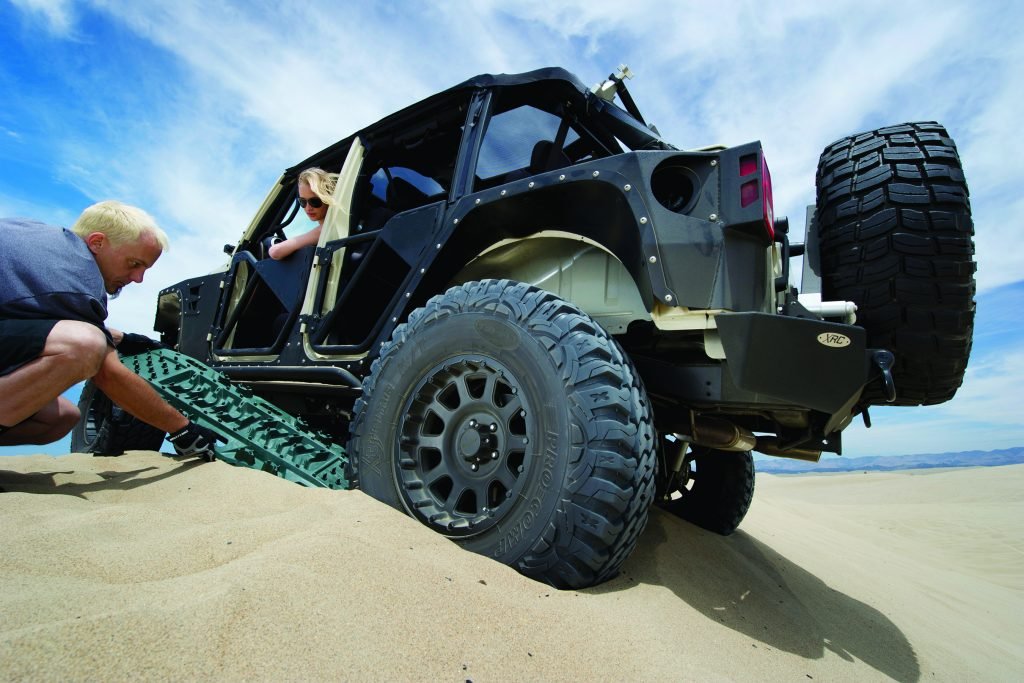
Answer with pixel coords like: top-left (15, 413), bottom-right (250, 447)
top-left (1, 452), bottom-right (1021, 681)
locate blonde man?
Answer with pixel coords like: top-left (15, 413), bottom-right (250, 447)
top-left (0, 200), bottom-right (216, 458)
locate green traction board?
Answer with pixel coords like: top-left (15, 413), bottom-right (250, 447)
top-left (123, 349), bottom-right (349, 490)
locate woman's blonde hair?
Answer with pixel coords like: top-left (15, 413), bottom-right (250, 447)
top-left (298, 167), bottom-right (340, 205)
top-left (71, 200), bottom-right (170, 250)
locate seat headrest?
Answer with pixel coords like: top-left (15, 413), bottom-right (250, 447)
top-left (386, 176), bottom-right (427, 213)
top-left (530, 140), bottom-right (570, 174)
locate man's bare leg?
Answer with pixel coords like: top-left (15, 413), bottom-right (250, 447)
top-left (0, 396), bottom-right (81, 446)
top-left (0, 321), bottom-right (107, 444)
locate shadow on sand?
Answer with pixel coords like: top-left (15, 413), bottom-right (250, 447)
top-left (596, 509), bottom-right (920, 682)
top-left (0, 454), bottom-right (204, 498)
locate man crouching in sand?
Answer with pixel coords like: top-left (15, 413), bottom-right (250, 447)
top-left (0, 200), bottom-right (217, 460)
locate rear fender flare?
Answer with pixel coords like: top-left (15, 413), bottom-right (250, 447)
top-left (451, 234), bottom-right (651, 334)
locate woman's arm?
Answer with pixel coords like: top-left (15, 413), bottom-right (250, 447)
top-left (268, 226), bottom-right (322, 260)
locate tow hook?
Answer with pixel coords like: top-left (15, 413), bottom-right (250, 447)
top-left (872, 350), bottom-right (897, 402)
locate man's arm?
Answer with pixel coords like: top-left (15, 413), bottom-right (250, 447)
top-left (91, 347), bottom-right (189, 433)
top-left (93, 342), bottom-right (218, 460)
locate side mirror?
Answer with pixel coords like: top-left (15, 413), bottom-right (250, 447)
top-left (223, 243), bottom-right (235, 256)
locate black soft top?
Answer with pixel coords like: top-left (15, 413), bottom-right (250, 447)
top-left (446, 67), bottom-right (589, 95)
top-left (289, 67), bottom-right (667, 176)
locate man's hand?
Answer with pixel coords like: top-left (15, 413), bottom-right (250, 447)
top-left (116, 332), bottom-right (169, 357)
top-left (168, 422), bottom-right (219, 461)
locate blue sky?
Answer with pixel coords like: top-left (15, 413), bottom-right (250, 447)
top-left (1, 0), bottom-right (1022, 458)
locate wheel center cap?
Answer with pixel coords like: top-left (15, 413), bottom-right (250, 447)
top-left (459, 429), bottom-right (482, 458)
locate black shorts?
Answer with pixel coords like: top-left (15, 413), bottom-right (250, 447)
top-left (0, 318), bottom-right (59, 377)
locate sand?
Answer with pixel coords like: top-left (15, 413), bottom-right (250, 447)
top-left (1, 452), bottom-right (1021, 682)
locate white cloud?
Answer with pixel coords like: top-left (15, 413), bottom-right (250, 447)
top-left (938, 349), bottom-right (1024, 425)
top-left (88, 1), bottom-right (496, 154)
top-left (9, 0), bottom-right (76, 36)
top-left (840, 345), bottom-right (1024, 457)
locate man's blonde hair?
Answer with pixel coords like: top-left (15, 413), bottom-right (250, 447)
top-left (71, 200), bottom-right (170, 250)
top-left (298, 167), bottom-right (340, 205)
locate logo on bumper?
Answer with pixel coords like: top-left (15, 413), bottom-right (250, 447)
top-left (817, 332), bottom-right (851, 348)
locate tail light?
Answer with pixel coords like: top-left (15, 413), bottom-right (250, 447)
top-left (740, 153), bottom-right (775, 241)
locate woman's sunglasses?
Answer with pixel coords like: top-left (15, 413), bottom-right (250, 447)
top-left (297, 196), bottom-right (324, 209)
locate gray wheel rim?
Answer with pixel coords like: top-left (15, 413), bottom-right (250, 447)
top-left (396, 355), bottom-right (536, 537)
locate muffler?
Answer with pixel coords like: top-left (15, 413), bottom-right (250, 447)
top-left (691, 417), bottom-right (757, 452)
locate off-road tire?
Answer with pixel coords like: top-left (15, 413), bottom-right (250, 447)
top-left (348, 279), bottom-right (656, 589)
top-left (70, 380), bottom-right (166, 455)
top-left (660, 447), bottom-right (754, 535)
top-left (816, 121), bottom-right (975, 405)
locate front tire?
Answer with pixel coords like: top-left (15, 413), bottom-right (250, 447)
top-left (348, 280), bottom-right (656, 589)
top-left (816, 122), bottom-right (976, 405)
top-left (70, 381), bottom-right (166, 454)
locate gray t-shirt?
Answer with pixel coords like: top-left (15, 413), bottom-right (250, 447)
top-left (0, 218), bottom-right (108, 327)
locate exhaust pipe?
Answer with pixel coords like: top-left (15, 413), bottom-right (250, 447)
top-left (755, 436), bottom-right (822, 462)
top-left (688, 417), bottom-right (823, 462)
top-left (691, 417), bottom-right (756, 452)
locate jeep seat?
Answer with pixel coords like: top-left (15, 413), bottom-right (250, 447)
top-left (529, 139), bottom-right (571, 174)
top-left (386, 176), bottom-right (429, 213)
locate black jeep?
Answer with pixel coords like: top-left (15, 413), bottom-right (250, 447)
top-left (74, 67), bottom-right (975, 589)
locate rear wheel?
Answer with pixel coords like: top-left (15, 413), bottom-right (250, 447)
top-left (349, 280), bottom-right (656, 589)
top-left (70, 381), bottom-right (166, 454)
top-left (658, 445), bottom-right (754, 535)
top-left (816, 121), bottom-right (976, 405)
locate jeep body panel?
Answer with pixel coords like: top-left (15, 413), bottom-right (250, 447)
top-left (154, 66), bottom-right (884, 454)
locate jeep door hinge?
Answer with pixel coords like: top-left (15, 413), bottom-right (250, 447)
top-left (313, 246), bottom-right (335, 268)
top-left (297, 314), bottom-right (319, 336)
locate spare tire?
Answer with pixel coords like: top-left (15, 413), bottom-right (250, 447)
top-left (815, 122), bottom-right (975, 406)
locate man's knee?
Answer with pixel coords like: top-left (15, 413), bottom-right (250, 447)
top-left (44, 397), bottom-right (81, 443)
top-left (48, 321), bottom-right (108, 378)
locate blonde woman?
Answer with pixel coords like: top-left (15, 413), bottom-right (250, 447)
top-left (268, 167), bottom-right (340, 260)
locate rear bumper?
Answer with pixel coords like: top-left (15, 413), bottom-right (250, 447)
top-left (715, 312), bottom-right (870, 416)
top-left (633, 312), bottom-right (877, 441)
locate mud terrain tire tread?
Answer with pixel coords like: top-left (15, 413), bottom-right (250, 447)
top-left (662, 448), bottom-right (754, 535)
top-left (816, 121), bottom-right (976, 405)
top-left (349, 279), bottom-right (656, 589)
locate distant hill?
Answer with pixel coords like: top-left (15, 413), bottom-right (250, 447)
top-left (756, 446), bottom-right (1024, 474)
